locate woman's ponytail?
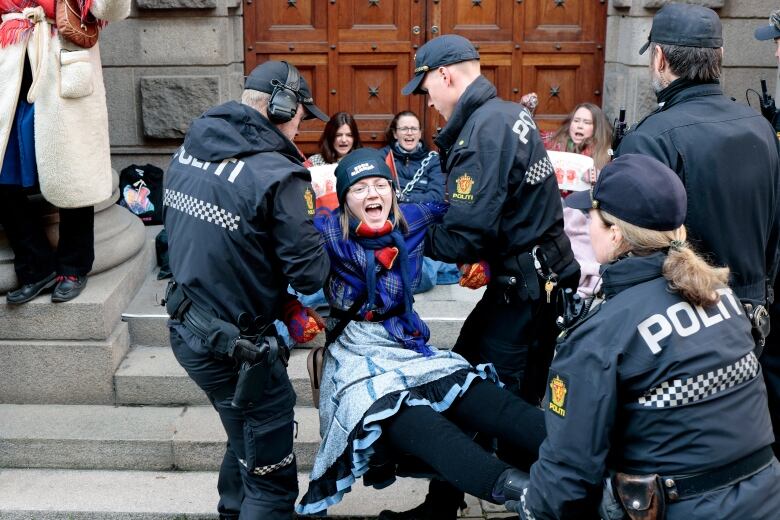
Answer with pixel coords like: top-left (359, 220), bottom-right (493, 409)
top-left (602, 211), bottom-right (730, 307)
top-left (662, 239), bottom-right (729, 307)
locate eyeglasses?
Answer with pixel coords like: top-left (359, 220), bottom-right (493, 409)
top-left (349, 181), bottom-right (392, 198)
top-left (397, 126), bottom-right (421, 134)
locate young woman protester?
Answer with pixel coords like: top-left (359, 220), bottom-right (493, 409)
top-left (295, 148), bottom-right (545, 517)
top-left (308, 111), bottom-right (363, 166)
top-left (379, 110), bottom-right (459, 292)
top-left (543, 101), bottom-right (613, 297)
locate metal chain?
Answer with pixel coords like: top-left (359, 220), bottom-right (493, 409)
top-left (399, 151), bottom-right (438, 200)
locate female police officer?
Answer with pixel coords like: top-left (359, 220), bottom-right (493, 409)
top-left (504, 154), bottom-right (780, 519)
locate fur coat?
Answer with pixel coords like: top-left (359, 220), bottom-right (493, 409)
top-left (0, 0), bottom-right (130, 208)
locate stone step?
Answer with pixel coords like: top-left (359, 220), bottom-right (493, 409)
top-left (0, 469), bottom-right (507, 519)
top-left (115, 345), bottom-right (314, 407)
top-left (0, 469), bottom-right (433, 519)
top-left (0, 242), bottom-right (155, 405)
top-left (0, 404), bottom-right (321, 472)
top-left (122, 275), bottom-right (482, 350)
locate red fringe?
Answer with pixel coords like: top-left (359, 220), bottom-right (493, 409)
top-left (0, 18), bottom-right (32, 47)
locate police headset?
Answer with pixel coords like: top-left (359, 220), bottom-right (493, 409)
top-left (267, 61), bottom-right (302, 124)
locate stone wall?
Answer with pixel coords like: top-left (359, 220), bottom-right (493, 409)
top-left (100, 1), bottom-right (778, 168)
top-left (100, 0), bottom-right (244, 172)
top-left (604, 0), bottom-right (780, 125)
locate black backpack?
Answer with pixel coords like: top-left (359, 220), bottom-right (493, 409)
top-left (117, 164), bottom-right (164, 225)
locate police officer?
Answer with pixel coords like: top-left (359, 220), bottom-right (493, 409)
top-left (755, 8), bottom-right (780, 460)
top-left (616, 3), bottom-right (780, 307)
top-left (163, 61), bottom-right (330, 519)
top-left (753, 9), bottom-right (780, 132)
top-left (616, 3), bottom-right (780, 464)
top-left (506, 154), bottom-right (780, 520)
top-left (381, 34), bottom-right (580, 520)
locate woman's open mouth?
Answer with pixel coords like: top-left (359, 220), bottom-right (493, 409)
top-left (365, 203), bottom-right (383, 218)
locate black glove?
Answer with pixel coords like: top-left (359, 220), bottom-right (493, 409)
top-left (230, 338), bottom-right (268, 365)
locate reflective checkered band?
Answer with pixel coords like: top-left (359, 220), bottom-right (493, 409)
top-left (251, 452), bottom-right (294, 476)
top-left (520, 487), bottom-right (536, 520)
top-left (638, 352), bottom-right (759, 409)
top-left (525, 156), bottom-right (554, 185)
top-left (163, 189), bottom-right (241, 232)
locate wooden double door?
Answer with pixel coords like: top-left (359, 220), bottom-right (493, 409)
top-left (244, 0), bottom-right (607, 154)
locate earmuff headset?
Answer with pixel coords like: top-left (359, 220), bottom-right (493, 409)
top-left (267, 61), bottom-right (301, 124)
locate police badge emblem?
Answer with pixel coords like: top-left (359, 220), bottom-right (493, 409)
top-left (452, 173), bottom-right (475, 202)
top-left (548, 373), bottom-right (568, 418)
top-left (304, 187), bottom-right (315, 216)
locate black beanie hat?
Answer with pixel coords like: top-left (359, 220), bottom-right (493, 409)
top-left (335, 148), bottom-right (394, 204)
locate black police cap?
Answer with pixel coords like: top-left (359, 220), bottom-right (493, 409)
top-left (565, 154), bottom-right (687, 232)
top-left (755, 10), bottom-right (780, 41)
top-left (244, 61), bottom-right (328, 121)
top-left (639, 3), bottom-right (722, 55)
top-left (402, 35), bottom-right (480, 95)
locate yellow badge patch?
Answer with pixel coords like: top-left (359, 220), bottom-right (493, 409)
top-left (548, 373), bottom-right (568, 418)
top-left (304, 187), bottom-right (315, 216)
top-left (451, 173), bottom-right (475, 203)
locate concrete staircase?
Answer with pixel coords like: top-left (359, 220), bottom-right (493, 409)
top-left (0, 246), bottom-right (510, 519)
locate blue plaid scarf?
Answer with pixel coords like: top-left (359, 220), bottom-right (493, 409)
top-left (315, 202), bottom-right (447, 355)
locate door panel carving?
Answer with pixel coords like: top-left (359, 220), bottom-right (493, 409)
top-left (245, 0), bottom-right (606, 154)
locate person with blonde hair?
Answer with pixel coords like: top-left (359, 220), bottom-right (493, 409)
top-left (505, 154), bottom-right (779, 520)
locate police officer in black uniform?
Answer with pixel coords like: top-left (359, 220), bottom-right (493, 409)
top-left (506, 154), bottom-right (780, 520)
top-left (162, 61), bottom-right (330, 519)
top-left (380, 34), bottom-right (580, 520)
top-left (754, 8), bottom-right (780, 461)
top-left (616, 3), bottom-right (780, 463)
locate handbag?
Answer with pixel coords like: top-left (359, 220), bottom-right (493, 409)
top-left (56, 0), bottom-right (99, 49)
top-left (306, 294), bottom-right (366, 408)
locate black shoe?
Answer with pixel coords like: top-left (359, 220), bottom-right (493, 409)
top-left (51, 275), bottom-right (88, 303)
top-left (6, 273), bottom-right (57, 304)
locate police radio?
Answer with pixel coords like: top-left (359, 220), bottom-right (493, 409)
top-left (760, 79), bottom-right (777, 125)
top-left (609, 108), bottom-right (627, 156)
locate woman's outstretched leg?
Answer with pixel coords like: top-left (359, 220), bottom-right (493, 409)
top-left (382, 404), bottom-right (511, 501)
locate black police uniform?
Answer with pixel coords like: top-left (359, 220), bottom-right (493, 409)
top-left (616, 80), bottom-right (780, 459)
top-left (616, 81), bottom-right (780, 304)
top-left (163, 100), bottom-right (329, 519)
top-left (518, 253), bottom-right (780, 520)
top-left (426, 75), bottom-right (579, 400)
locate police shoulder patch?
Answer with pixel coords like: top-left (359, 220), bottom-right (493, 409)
top-left (303, 187), bottom-right (315, 216)
top-left (450, 172), bottom-right (476, 204)
top-left (547, 371), bottom-right (569, 418)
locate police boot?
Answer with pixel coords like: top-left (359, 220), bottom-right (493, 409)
top-left (377, 479), bottom-right (464, 520)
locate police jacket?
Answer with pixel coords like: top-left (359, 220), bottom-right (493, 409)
top-left (521, 253), bottom-right (775, 520)
top-left (616, 81), bottom-right (780, 304)
top-left (379, 142), bottom-right (444, 203)
top-left (425, 75), bottom-right (576, 277)
top-left (163, 100), bottom-right (329, 326)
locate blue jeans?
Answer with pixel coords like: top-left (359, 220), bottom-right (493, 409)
top-left (169, 321), bottom-right (298, 519)
top-left (415, 257), bottom-right (460, 294)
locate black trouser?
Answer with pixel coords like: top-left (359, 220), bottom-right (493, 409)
top-left (419, 273), bottom-right (576, 510)
top-left (454, 274), bottom-right (577, 404)
top-left (170, 321), bottom-right (298, 519)
top-left (0, 185), bottom-right (94, 284)
top-left (383, 379), bottom-right (546, 501)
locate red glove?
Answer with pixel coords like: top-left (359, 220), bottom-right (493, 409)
top-left (458, 261), bottom-right (491, 290)
top-left (282, 297), bottom-right (325, 344)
